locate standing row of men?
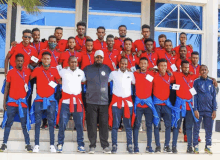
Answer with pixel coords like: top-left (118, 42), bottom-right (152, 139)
top-left (0, 21), bottom-right (218, 154)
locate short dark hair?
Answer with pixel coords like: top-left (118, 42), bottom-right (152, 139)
top-left (181, 60), bottom-right (189, 67)
top-left (86, 38), bottom-right (93, 43)
top-left (106, 34), bottom-right (114, 41)
top-left (120, 56), bottom-right (128, 62)
top-left (200, 64), bottom-right (208, 70)
top-left (22, 29), bottom-right (32, 35)
top-left (69, 55), bottom-right (77, 61)
top-left (164, 39), bottom-right (172, 45)
top-left (124, 38), bottom-right (133, 43)
top-left (48, 35), bottom-right (56, 40)
top-left (42, 51), bottom-right (51, 57)
top-left (16, 53), bottom-right (24, 59)
top-left (142, 24), bottom-right (150, 30)
top-left (191, 51), bottom-right (199, 56)
top-left (118, 25), bottom-right (127, 30)
top-left (140, 57), bottom-right (148, 62)
top-left (55, 27), bottom-right (63, 32)
top-left (180, 32), bottom-right (187, 37)
top-left (97, 26), bottom-right (105, 31)
top-left (179, 45), bottom-right (187, 52)
top-left (77, 21), bottom-right (86, 28)
top-left (68, 36), bottom-right (75, 41)
top-left (32, 28), bottom-right (40, 33)
top-left (144, 38), bottom-right (154, 44)
top-left (158, 34), bottom-right (167, 39)
top-left (157, 58), bottom-right (167, 66)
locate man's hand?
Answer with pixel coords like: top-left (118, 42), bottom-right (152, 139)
top-left (171, 50), bottom-right (176, 56)
top-left (137, 50), bottom-right (142, 57)
top-left (188, 44), bottom-right (193, 50)
top-left (194, 110), bottom-right (199, 119)
top-left (11, 41), bottom-right (17, 47)
top-left (212, 78), bottom-right (218, 88)
top-left (136, 69), bottom-right (140, 73)
top-left (85, 36), bottom-right (91, 39)
top-left (114, 36), bottom-right (119, 40)
top-left (3, 103), bottom-right (7, 111)
top-left (41, 38), bottom-right (46, 42)
top-left (166, 69), bottom-right (173, 76)
top-left (127, 68), bottom-right (132, 72)
top-left (108, 125), bottom-right (112, 130)
top-left (212, 111), bottom-right (216, 120)
top-left (189, 71), bottom-right (194, 75)
top-left (149, 68), bottom-right (158, 72)
top-left (120, 51), bottom-right (126, 57)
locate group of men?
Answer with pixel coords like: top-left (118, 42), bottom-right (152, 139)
top-left (0, 21), bottom-right (218, 155)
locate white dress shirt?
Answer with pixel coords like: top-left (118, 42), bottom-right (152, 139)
top-left (59, 67), bottom-right (86, 104)
top-left (108, 69), bottom-right (135, 107)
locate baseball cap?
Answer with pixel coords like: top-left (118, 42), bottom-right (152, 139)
top-left (94, 50), bottom-right (104, 58)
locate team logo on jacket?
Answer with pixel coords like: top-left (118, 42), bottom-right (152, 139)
top-left (101, 71), bottom-right (105, 76)
top-left (78, 75), bottom-right (81, 77)
top-left (127, 76), bottom-right (130, 78)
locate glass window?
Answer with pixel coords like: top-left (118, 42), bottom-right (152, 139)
top-left (155, 31), bottom-right (177, 47)
top-left (89, 0), bottom-right (141, 14)
top-left (0, 4), bottom-right (7, 19)
top-left (39, 0), bottom-right (76, 11)
top-left (0, 23), bottom-right (6, 68)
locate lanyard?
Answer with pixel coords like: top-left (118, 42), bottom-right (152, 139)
top-left (87, 53), bottom-right (92, 65)
top-left (142, 39), bottom-right (147, 51)
top-left (182, 76), bottom-right (192, 89)
top-left (76, 37), bottom-right (86, 50)
top-left (22, 47), bottom-right (31, 57)
top-left (51, 51), bottom-right (58, 65)
top-left (191, 64), bottom-right (198, 74)
top-left (126, 54), bottom-right (133, 67)
top-left (42, 70), bottom-right (52, 82)
top-left (165, 53), bottom-right (172, 64)
top-left (17, 70), bottom-right (25, 83)
top-left (159, 73), bottom-right (170, 85)
top-left (147, 53), bottom-right (155, 66)
top-left (68, 50), bottom-right (76, 56)
top-left (101, 41), bottom-right (105, 49)
top-left (119, 38), bottom-right (124, 49)
top-left (33, 42), bottom-right (40, 53)
top-left (107, 51), bottom-right (114, 62)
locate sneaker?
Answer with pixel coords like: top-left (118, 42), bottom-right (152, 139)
top-left (50, 145), bottom-right (56, 153)
top-left (172, 146), bottom-right (178, 154)
top-left (25, 144), bottom-right (32, 152)
top-left (205, 146), bottom-right (212, 154)
top-left (184, 135), bottom-right (187, 142)
top-left (33, 145), bottom-right (39, 153)
top-left (146, 146), bottom-right (154, 153)
top-left (88, 147), bottom-right (95, 154)
top-left (127, 144), bottom-right (134, 154)
top-left (198, 136), bottom-right (201, 142)
top-left (40, 124), bottom-right (48, 130)
top-left (0, 144), bottom-right (7, 152)
top-left (163, 146), bottom-right (172, 153)
top-left (111, 145), bottom-right (117, 154)
top-left (134, 147), bottom-right (139, 154)
top-left (57, 144), bottom-right (63, 153)
top-left (155, 146), bottom-right (161, 153)
top-left (139, 123), bottom-right (143, 131)
top-left (55, 125), bottom-right (59, 130)
top-left (103, 147), bottom-right (111, 154)
top-left (187, 146), bottom-right (193, 154)
top-left (77, 146), bottom-right (86, 153)
top-left (194, 145), bottom-right (199, 154)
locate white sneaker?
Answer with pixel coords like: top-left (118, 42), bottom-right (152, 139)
top-left (33, 145), bottom-right (39, 153)
top-left (139, 123), bottom-right (143, 131)
top-left (50, 145), bottom-right (56, 153)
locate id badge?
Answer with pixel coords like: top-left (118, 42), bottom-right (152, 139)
top-left (146, 74), bottom-right (154, 82)
top-left (31, 56), bottom-right (39, 63)
top-left (189, 87), bottom-right (197, 96)
top-left (24, 83), bottom-right (28, 92)
top-left (131, 66), bottom-right (136, 72)
top-left (172, 84), bottom-right (180, 90)
top-left (171, 64), bottom-right (177, 72)
top-left (56, 65), bottom-right (62, 72)
top-left (153, 66), bottom-right (158, 69)
top-left (49, 81), bottom-right (57, 88)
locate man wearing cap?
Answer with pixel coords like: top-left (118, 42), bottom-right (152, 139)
top-left (83, 50), bottom-right (111, 154)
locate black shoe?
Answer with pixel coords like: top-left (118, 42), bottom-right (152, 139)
top-left (56, 125), bottom-right (59, 130)
top-left (155, 146), bottom-right (161, 153)
top-left (0, 144), bottom-right (7, 152)
top-left (40, 123), bottom-right (48, 130)
top-left (172, 146), bottom-right (178, 154)
top-left (25, 144), bottom-right (33, 152)
top-left (187, 147), bottom-right (194, 154)
top-left (163, 146), bottom-right (172, 153)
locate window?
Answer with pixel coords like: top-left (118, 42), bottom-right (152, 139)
top-left (88, 0), bottom-right (141, 30)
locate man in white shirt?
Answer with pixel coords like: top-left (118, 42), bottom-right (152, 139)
top-left (108, 57), bottom-right (135, 154)
top-left (56, 56), bottom-right (86, 153)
